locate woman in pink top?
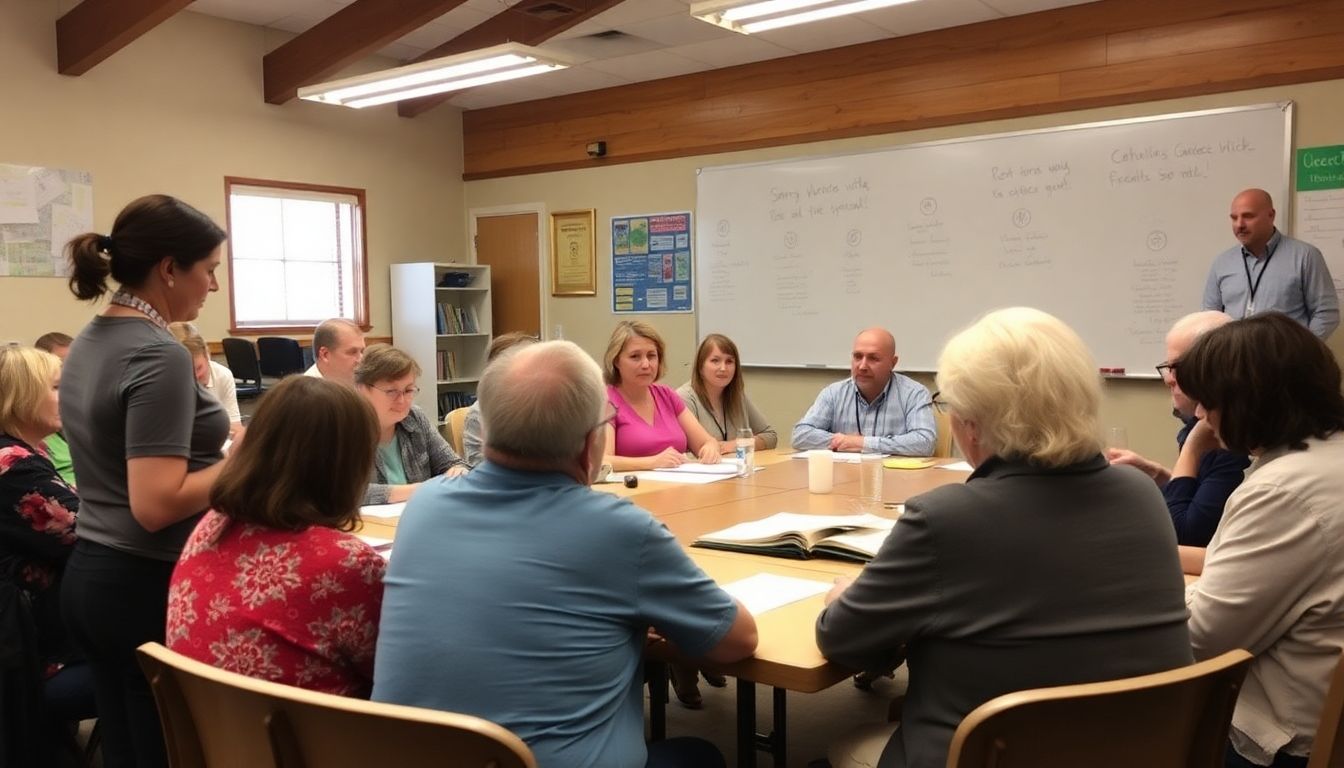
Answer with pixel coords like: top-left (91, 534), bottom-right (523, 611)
top-left (601, 321), bottom-right (725, 709)
top-left (602, 321), bottom-right (721, 471)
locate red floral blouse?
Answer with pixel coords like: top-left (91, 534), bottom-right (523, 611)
top-left (0, 435), bottom-right (79, 670)
top-left (166, 511), bottom-right (386, 698)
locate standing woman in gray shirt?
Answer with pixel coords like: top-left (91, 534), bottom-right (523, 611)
top-left (59, 195), bottom-right (230, 768)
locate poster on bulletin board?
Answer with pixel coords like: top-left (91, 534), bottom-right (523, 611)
top-left (611, 211), bottom-right (693, 313)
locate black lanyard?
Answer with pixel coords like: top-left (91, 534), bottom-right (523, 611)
top-left (1241, 237), bottom-right (1278, 315)
top-left (705, 402), bottom-right (728, 441)
top-left (853, 379), bottom-right (891, 437)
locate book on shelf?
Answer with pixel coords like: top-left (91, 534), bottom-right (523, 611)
top-left (692, 512), bottom-right (896, 563)
top-left (435, 350), bottom-right (458, 380)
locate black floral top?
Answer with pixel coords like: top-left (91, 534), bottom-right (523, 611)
top-left (0, 433), bottom-right (78, 667)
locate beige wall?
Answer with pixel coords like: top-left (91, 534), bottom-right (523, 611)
top-left (0, 1), bottom-right (464, 346)
top-left (464, 78), bottom-right (1344, 463)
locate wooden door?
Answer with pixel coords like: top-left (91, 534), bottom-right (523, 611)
top-left (474, 213), bottom-right (541, 337)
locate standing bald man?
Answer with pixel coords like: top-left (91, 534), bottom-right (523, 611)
top-left (1203, 188), bottom-right (1338, 339)
top-left (792, 327), bottom-right (935, 455)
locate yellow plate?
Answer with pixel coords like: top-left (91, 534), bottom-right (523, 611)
top-left (883, 457), bottom-right (937, 470)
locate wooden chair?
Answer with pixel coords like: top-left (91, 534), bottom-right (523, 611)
top-left (445, 406), bottom-right (472, 456)
top-left (136, 642), bottom-right (535, 768)
top-left (932, 408), bottom-right (954, 458)
top-left (1308, 651), bottom-right (1344, 768)
top-left (946, 649), bottom-right (1252, 768)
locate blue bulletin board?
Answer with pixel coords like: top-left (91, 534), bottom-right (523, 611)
top-left (611, 211), bottom-right (693, 313)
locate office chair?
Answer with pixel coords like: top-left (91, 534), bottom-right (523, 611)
top-left (256, 337), bottom-right (306, 379)
top-left (221, 338), bottom-right (263, 399)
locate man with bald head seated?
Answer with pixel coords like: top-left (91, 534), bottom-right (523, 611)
top-left (1107, 311), bottom-right (1250, 547)
top-left (305, 318), bottom-right (365, 383)
top-left (792, 328), bottom-right (935, 455)
top-left (373, 340), bottom-right (757, 768)
top-left (1203, 188), bottom-right (1337, 339)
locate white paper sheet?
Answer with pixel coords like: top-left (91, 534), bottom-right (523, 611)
top-left (360, 502), bottom-right (406, 519)
top-left (789, 451), bottom-right (887, 463)
top-left (632, 470), bottom-right (734, 485)
top-left (356, 534), bottom-right (392, 549)
top-left (653, 461), bottom-right (740, 475)
top-left (720, 573), bottom-right (832, 615)
top-left (936, 460), bottom-right (974, 471)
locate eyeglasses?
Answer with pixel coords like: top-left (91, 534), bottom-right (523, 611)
top-left (376, 385), bottom-right (421, 400)
top-left (931, 391), bottom-right (949, 413)
top-left (1155, 362), bottom-right (1176, 380)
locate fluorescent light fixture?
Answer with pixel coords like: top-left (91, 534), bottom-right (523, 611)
top-left (692, 0), bottom-right (919, 33)
top-left (298, 43), bottom-right (572, 109)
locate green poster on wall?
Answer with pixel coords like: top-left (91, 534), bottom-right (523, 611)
top-left (1296, 145), bottom-right (1344, 191)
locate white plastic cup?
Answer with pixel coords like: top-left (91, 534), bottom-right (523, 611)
top-left (859, 455), bottom-right (883, 510)
top-left (807, 449), bottom-right (834, 494)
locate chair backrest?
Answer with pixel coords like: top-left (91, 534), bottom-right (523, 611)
top-left (256, 337), bottom-right (306, 378)
top-left (933, 408), bottom-right (953, 458)
top-left (946, 649), bottom-right (1253, 768)
top-left (136, 643), bottom-right (535, 768)
top-left (446, 406), bottom-right (472, 456)
top-left (221, 337), bottom-right (263, 389)
top-left (1308, 651), bottom-right (1344, 768)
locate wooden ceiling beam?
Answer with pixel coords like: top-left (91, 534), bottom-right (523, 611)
top-left (262, 0), bottom-right (472, 105)
top-left (56, 0), bottom-right (192, 75)
top-left (396, 0), bottom-right (628, 118)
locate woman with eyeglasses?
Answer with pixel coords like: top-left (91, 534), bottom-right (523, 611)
top-left (355, 344), bottom-right (468, 504)
top-left (1178, 313), bottom-right (1344, 768)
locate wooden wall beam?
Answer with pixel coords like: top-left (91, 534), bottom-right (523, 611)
top-left (56, 0), bottom-right (192, 75)
top-left (461, 0), bottom-right (1344, 179)
top-left (396, 0), bottom-right (629, 118)
top-left (262, 0), bottom-right (471, 105)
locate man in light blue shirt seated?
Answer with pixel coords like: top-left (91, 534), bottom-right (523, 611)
top-left (1203, 188), bottom-right (1338, 340)
top-left (791, 327), bottom-right (936, 455)
top-left (371, 340), bottom-right (758, 768)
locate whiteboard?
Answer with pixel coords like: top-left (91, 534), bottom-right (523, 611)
top-left (695, 103), bottom-right (1293, 373)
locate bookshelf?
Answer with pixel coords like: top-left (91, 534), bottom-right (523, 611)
top-left (389, 262), bottom-right (492, 421)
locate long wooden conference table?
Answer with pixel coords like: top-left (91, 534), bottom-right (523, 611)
top-left (359, 450), bottom-right (971, 767)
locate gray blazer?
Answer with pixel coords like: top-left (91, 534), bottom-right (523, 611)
top-left (363, 405), bottom-right (468, 505)
top-left (816, 455), bottom-right (1193, 768)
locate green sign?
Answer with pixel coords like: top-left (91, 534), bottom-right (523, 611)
top-left (1296, 145), bottom-right (1344, 191)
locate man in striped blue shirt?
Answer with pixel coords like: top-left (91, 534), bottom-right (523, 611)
top-left (791, 328), bottom-right (936, 456)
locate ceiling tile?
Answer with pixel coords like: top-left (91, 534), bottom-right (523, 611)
top-left (670, 35), bottom-right (792, 67)
top-left (978, 0), bottom-right (1097, 14)
top-left (448, 78), bottom-right (553, 109)
top-left (751, 15), bottom-right (892, 53)
top-left (527, 67), bottom-right (633, 97)
top-left (619, 13), bottom-right (735, 47)
top-left (550, 19), bottom-right (612, 40)
top-left (390, 10), bottom-right (495, 49)
top-left (267, 10), bottom-right (331, 34)
top-left (188, 0), bottom-right (304, 26)
top-left (584, 49), bottom-right (709, 80)
top-left (545, 30), bottom-right (665, 60)
top-left (862, 0), bottom-right (1001, 36)
top-left (588, 0), bottom-right (694, 28)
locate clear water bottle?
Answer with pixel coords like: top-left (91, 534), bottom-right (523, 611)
top-left (735, 428), bottom-right (754, 478)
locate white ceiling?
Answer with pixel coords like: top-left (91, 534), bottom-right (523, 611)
top-left (186, 0), bottom-right (1098, 110)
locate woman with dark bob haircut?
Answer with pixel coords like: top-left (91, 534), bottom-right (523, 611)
top-left (59, 194), bottom-right (229, 768)
top-left (1178, 312), bottom-right (1344, 768)
top-left (166, 376), bottom-right (389, 698)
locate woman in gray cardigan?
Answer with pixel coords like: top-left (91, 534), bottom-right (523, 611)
top-left (676, 333), bottom-right (777, 453)
top-left (816, 307), bottom-right (1193, 768)
top-left (356, 344), bottom-right (468, 504)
